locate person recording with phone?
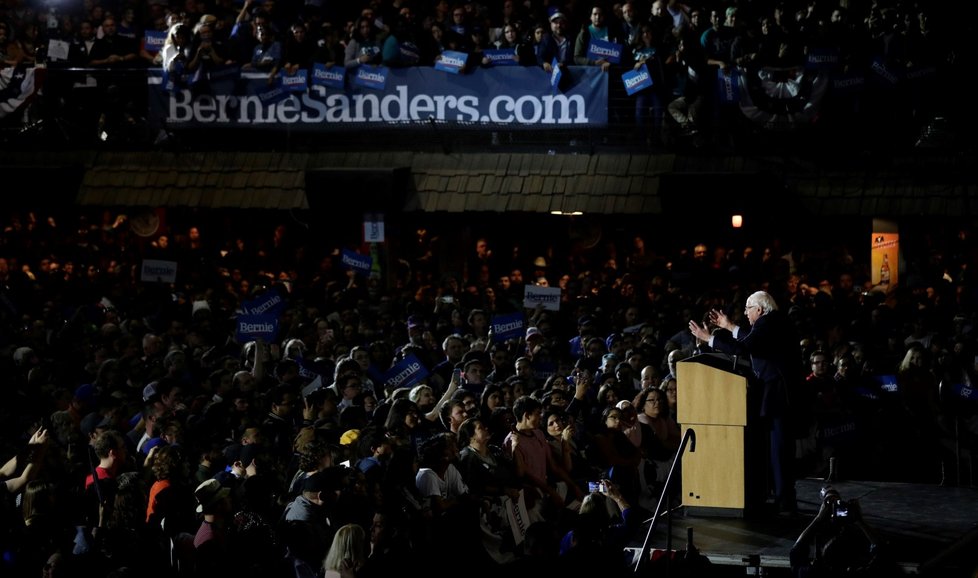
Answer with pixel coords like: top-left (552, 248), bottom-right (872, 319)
top-left (558, 477), bottom-right (638, 576)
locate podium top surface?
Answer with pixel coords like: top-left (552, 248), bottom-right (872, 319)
top-left (682, 352), bottom-right (754, 377)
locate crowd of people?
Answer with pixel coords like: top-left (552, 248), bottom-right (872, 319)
top-left (1, 205), bottom-right (977, 577)
top-left (0, 0), bottom-right (965, 149)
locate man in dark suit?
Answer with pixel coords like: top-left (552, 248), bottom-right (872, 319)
top-left (689, 290), bottom-right (801, 515)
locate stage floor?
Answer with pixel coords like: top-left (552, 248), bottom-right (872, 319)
top-left (631, 478), bottom-right (978, 576)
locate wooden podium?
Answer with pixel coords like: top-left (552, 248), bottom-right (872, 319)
top-left (677, 354), bottom-right (751, 516)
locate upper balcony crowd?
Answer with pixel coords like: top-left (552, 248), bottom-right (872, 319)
top-left (0, 0), bottom-right (967, 151)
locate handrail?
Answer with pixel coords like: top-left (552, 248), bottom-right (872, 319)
top-left (633, 426), bottom-right (696, 574)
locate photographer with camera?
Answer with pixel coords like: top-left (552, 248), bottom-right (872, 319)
top-left (789, 486), bottom-right (894, 578)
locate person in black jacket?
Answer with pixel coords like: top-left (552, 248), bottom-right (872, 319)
top-left (689, 290), bottom-right (802, 515)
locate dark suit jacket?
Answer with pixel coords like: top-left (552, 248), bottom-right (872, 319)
top-left (710, 310), bottom-right (801, 419)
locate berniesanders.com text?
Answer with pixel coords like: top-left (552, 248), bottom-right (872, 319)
top-left (168, 85), bottom-right (590, 125)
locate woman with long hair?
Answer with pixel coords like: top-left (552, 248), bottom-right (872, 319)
top-left (344, 16), bottom-right (382, 69)
top-left (383, 398), bottom-right (433, 453)
top-left (323, 523), bottom-right (368, 578)
top-left (584, 406), bottom-right (643, 508)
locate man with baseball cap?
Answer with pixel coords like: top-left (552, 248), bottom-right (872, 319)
top-left (541, 10), bottom-right (574, 73)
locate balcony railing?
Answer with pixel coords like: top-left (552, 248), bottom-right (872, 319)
top-left (1, 63), bottom-right (966, 156)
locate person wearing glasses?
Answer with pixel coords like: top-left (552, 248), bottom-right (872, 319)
top-left (688, 290), bottom-right (802, 516)
top-left (805, 350), bottom-right (845, 477)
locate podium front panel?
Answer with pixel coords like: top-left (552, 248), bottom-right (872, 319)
top-left (681, 424), bottom-right (745, 511)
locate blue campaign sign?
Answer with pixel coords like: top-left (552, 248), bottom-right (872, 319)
top-left (208, 64), bottom-right (240, 84)
top-left (341, 249), bottom-right (373, 275)
top-left (550, 58), bottom-right (562, 92)
top-left (398, 41), bottom-right (421, 65)
top-left (716, 68), bottom-right (741, 103)
top-left (622, 64), bottom-right (652, 95)
top-left (148, 66), bottom-right (608, 128)
top-left (531, 360), bottom-right (556, 383)
top-left (491, 312), bottom-right (524, 342)
top-left (435, 50), bottom-right (468, 74)
top-left (805, 47), bottom-right (839, 70)
top-left (874, 374), bottom-right (898, 393)
top-left (311, 63), bottom-right (345, 89)
top-left (143, 30), bottom-right (166, 55)
top-left (953, 383), bottom-right (978, 401)
top-left (162, 64), bottom-right (186, 93)
top-left (905, 65), bottom-right (937, 83)
top-left (870, 57), bottom-right (900, 86)
top-left (832, 72), bottom-right (865, 95)
top-left (853, 386), bottom-right (881, 401)
top-left (817, 415), bottom-right (858, 444)
top-left (235, 314), bottom-right (279, 343)
top-left (483, 48), bottom-right (519, 66)
top-left (383, 353), bottom-right (430, 391)
top-left (258, 84), bottom-right (291, 105)
top-left (297, 359), bottom-right (321, 381)
top-left (587, 38), bottom-right (623, 64)
top-left (353, 65), bottom-right (388, 90)
top-left (281, 69), bottom-right (308, 93)
top-left (241, 287), bottom-right (286, 317)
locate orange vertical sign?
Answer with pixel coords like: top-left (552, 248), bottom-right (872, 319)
top-left (871, 233), bottom-right (898, 287)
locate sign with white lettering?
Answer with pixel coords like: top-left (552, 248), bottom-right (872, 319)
top-left (342, 249), bottom-right (373, 275)
top-left (523, 285), bottom-right (561, 311)
top-left (483, 48), bottom-right (518, 66)
top-left (364, 213), bottom-right (385, 243)
top-left (435, 50), bottom-right (468, 74)
top-left (147, 66), bottom-right (608, 128)
top-left (352, 65), bottom-right (388, 90)
top-left (143, 30), bottom-right (166, 55)
top-left (141, 259), bottom-right (178, 283)
top-left (383, 353), bottom-right (429, 391)
top-left (235, 313), bottom-right (280, 342)
top-left (311, 63), bottom-right (345, 89)
top-left (281, 69), bottom-right (309, 93)
top-left (587, 38), bottom-right (623, 64)
top-left (241, 287), bottom-right (286, 317)
top-left (622, 64), bottom-right (652, 95)
top-left (491, 312), bottom-right (525, 342)
top-left (550, 58), bottom-right (562, 93)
